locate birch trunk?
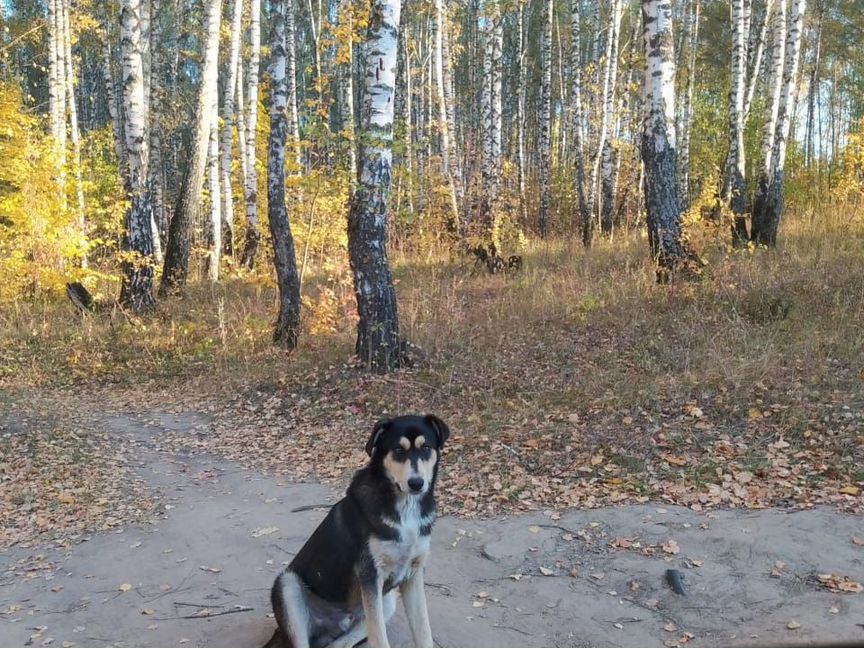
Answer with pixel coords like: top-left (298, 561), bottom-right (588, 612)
top-left (119, 0), bottom-right (156, 311)
top-left (570, 0), bottom-right (588, 233)
top-left (516, 0), bottom-right (527, 223)
top-left (743, 0), bottom-right (771, 119)
top-left (208, 101), bottom-right (221, 281)
top-left (268, 0), bottom-right (302, 348)
top-left (148, 0), bottom-right (164, 263)
top-left (677, 0), bottom-right (699, 210)
top-left (752, 0), bottom-right (786, 237)
top-left (753, 0), bottom-right (806, 245)
top-left (60, 0), bottom-right (85, 229)
top-left (348, 0), bottom-right (405, 372)
top-left (727, 0), bottom-right (749, 245)
top-left (241, 0), bottom-right (262, 268)
top-left (538, 0), bottom-right (553, 237)
top-left (479, 1), bottom-right (502, 238)
top-left (160, 0), bottom-right (222, 293)
top-left (398, 24), bottom-right (414, 215)
top-left (641, 0), bottom-right (688, 276)
top-left (599, 0), bottom-right (624, 236)
top-left (584, 0), bottom-right (622, 245)
top-left (236, 60), bottom-right (249, 192)
top-left (442, 21), bottom-right (462, 208)
top-left (434, 0), bottom-right (460, 233)
top-left (804, 7), bottom-right (822, 167)
top-left (219, 0), bottom-right (244, 257)
top-left (285, 0), bottom-right (301, 171)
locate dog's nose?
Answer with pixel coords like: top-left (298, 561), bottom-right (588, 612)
top-left (407, 477), bottom-right (425, 493)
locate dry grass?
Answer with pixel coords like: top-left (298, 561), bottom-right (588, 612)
top-left (1, 206), bottom-right (863, 535)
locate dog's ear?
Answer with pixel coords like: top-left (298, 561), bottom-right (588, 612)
top-left (365, 419), bottom-right (390, 457)
top-left (424, 414), bottom-right (450, 448)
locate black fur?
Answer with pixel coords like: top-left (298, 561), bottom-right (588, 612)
top-left (268, 415), bottom-right (449, 647)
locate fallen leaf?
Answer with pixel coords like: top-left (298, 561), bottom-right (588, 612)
top-left (852, 536), bottom-right (864, 546)
top-left (472, 600), bottom-right (484, 608)
top-left (664, 622), bottom-right (678, 632)
top-left (828, 606), bottom-right (839, 615)
top-left (839, 486), bottom-right (860, 496)
top-left (142, 609), bottom-right (155, 616)
top-left (528, 525), bottom-right (541, 534)
top-left (199, 565), bottom-right (222, 573)
top-left (476, 591), bottom-right (489, 599)
top-left (539, 566), bottom-right (554, 576)
top-left (662, 540), bottom-right (680, 555)
top-left (786, 621), bottom-right (800, 630)
top-left (251, 526), bottom-right (279, 538)
top-left (118, 583), bottom-right (132, 592)
top-left (508, 574), bottom-right (522, 581)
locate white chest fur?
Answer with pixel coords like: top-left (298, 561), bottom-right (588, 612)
top-left (368, 497), bottom-right (433, 588)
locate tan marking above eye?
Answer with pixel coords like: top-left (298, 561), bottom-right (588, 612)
top-left (399, 437), bottom-right (410, 450)
top-left (414, 435), bottom-right (426, 449)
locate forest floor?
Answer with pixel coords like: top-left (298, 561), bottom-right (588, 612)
top-left (1, 400), bottom-right (863, 648)
top-left (2, 219), bottom-right (864, 646)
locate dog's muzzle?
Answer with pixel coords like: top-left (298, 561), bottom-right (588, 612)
top-left (407, 477), bottom-right (425, 494)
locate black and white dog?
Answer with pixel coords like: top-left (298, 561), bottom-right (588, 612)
top-left (266, 415), bottom-right (449, 648)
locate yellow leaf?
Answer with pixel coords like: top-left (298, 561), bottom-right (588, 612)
top-left (119, 583), bottom-right (133, 592)
top-left (786, 621), bottom-right (801, 630)
top-left (839, 486), bottom-right (860, 496)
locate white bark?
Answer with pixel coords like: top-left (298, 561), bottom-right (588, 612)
top-left (120, 0), bottom-right (156, 309)
top-left (285, 0), bottom-right (301, 171)
top-left (570, 0), bottom-right (588, 226)
top-left (59, 0), bottom-right (84, 222)
top-left (677, 0), bottom-right (699, 209)
top-left (208, 108), bottom-right (221, 281)
top-left (220, 0), bottom-right (244, 255)
top-left (770, 0), bottom-right (806, 176)
top-left (241, 0), bottom-right (262, 267)
top-left (339, 0), bottom-right (357, 185)
top-left (743, 0), bottom-right (771, 119)
top-left (348, 0), bottom-right (405, 371)
top-left (538, 0), bottom-right (553, 237)
top-left (642, 0), bottom-right (687, 271)
top-left (727, 0), bottom-right (748, 222)
top-left (584, 0), bottom-right (622, 244)
top-left (434, 0), bottom-right (459, 231)
top-left (758, 0), bottom-right (786, 178)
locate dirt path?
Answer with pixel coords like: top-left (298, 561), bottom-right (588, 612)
top-left (2, 411), bottom-right (863, 648)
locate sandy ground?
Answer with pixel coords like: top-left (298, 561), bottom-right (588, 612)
top-left (2, 411), bottom-right (863, 648)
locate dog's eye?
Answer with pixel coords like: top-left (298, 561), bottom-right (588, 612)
top-left (392, 448), bottom-right (407, 459)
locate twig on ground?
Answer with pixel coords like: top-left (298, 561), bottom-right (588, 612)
top-left (151, 606), bottom-right (253, 621)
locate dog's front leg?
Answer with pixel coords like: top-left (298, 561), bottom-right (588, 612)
top-left (400, 568), bottom-right (433, 648)
top-left (360, 578), bottom-right (391, 648)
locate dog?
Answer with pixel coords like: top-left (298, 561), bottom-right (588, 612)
top-left (265, 414), bottom-right (450, 648)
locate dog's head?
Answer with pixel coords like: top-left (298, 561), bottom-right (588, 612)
top-left (365, 415), bottom-right (450, 496)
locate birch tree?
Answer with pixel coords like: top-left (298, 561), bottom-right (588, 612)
top-left (60, 0), bottom-right (85, 225)
top-left (641, 0), bottom-right (688, 276)
top-left (677, 0), bottom-right (699, 209)
top-left (348, 0), bottom-right (405, 372)
top-left (727, 0), bottom-right (749, 245)
top-left (219, 0), bottom-right (245, 256)
top-left (241, 0), bottom-right (262, 268)
top-left (752, 0), bottom-right (806, 245)
top-left (207, 100), bottom-right (221, 281)
top-left (516, 0), bottom-right (527, 223)
top-left (268, 0), bottom-right (302, 348)
top-left (160, 0), bottom-right (222, 293)
top-left (538, 0), bottom-right (553, 237)
top-left (592, 0), bottom-right (623, 240)
top-left (119, 0), bottom-right (156, 311)
top-left (434, 0), bottom-right (459, 232)
top-left (570, 0), bottom-right (589, 232)
top-left (479, 0), bottom-right (502, 242)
